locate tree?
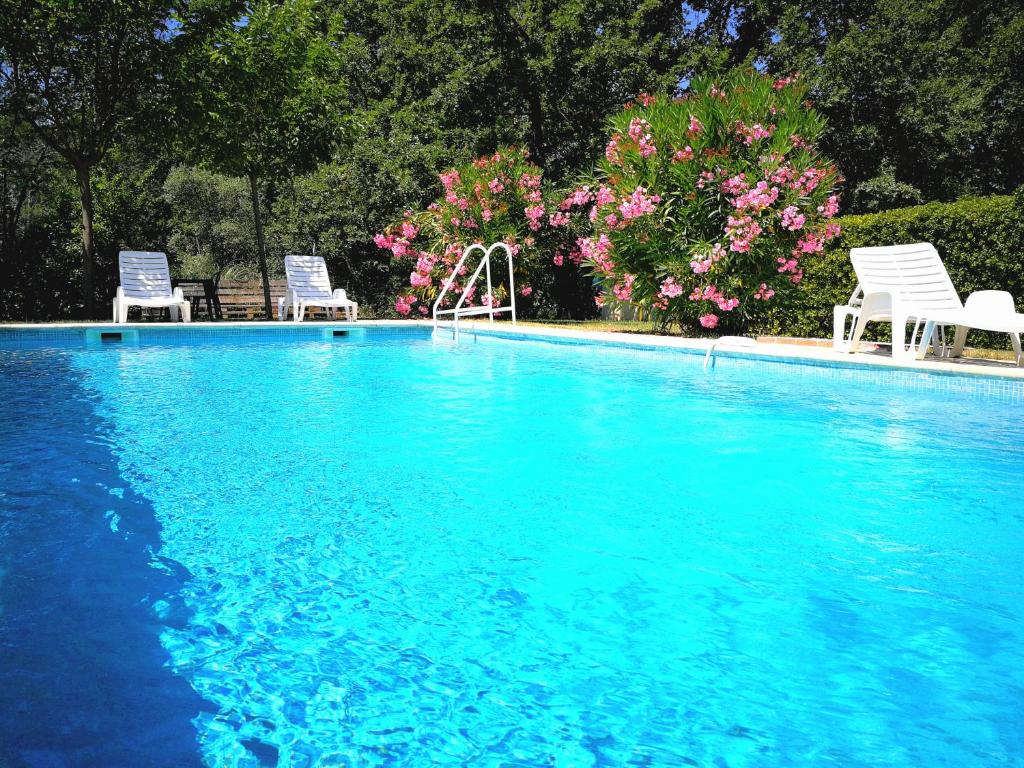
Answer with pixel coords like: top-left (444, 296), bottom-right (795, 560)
top-left (0, 0), bottom-right (185, 317)
top-left (174, 0), bottom-right (346, 318)
top-left (686, 0), bottom-right (1024, 208)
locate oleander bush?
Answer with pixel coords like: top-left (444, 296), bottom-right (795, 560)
top-left (376, 146), bottom-right (597, 319)
top-left (756, 192), bottom-right (1024, 347)
top-left (576, 70), bottom-right (843, 333)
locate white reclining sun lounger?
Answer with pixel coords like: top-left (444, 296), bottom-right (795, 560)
top-left (834, 243), bottom-right (1023, 364)
top-left (278, 254), bottom-right (358, 322)
top-left (113, 251), bottom-right (191, 323)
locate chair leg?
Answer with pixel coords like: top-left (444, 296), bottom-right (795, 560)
top-left (848, 312), bottom-right (871, 353)
top-left (1010, 333), bottom-right (1022, 366)
top-left (891, 315), bottom-right (908, 359)
top-left (914, 321), bottom-right (936, 360)
top-left (950, 325), bottom-right (970, 358)
top-left (295, 302), bottom-right (304, 322)
top-left (112, 299), bottom-right (119, 323)
top-left (119, 302), bottom-right (130, 324)
top-left (181, 302), bottom-right (191, 323)
top-left (169, 305), bottom-right (180, 322)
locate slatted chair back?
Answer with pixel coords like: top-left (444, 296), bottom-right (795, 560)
top-left (849, 243), bottom-right (963, 315)
top-left (285, 255), bottom-right (333, 302)
top-left (119, 251), bottom-right (173, 299)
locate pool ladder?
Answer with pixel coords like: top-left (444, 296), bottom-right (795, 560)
top-left (432, 243), bottom-right (517, 343)
top-left (704, 336), bottom-right (757, 369)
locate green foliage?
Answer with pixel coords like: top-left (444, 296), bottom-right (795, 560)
top-left (758, 195), bottom-right (1024, 347)
top-left (737, 0), bottom-right (1024, 208)
top-left (582, 70), bottom-right (841, 333)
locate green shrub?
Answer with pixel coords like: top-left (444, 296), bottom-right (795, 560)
top-left (757, 194), bottom-right (1024, 348)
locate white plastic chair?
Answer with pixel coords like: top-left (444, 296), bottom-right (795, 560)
top-left (113, 251), bottom-right (190, 323)
top-left (278, 255), bottom-right (358, 322)
top-left (834, 243), bottom-right (1024, 364)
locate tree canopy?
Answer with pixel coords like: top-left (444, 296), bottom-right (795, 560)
top-left (1, 0), bottom-right (1021, 319)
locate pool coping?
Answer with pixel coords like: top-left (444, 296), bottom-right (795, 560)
top-left (2, 318), bottom-right (1023, 383)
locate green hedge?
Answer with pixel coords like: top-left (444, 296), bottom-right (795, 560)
top-left (756, 193), bottom-right (1024, 347)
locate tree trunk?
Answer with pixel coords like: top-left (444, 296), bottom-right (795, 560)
top-left (248, 172), bottom-right (273, 320)
top-left (75, 164), bottom-right (95, 319)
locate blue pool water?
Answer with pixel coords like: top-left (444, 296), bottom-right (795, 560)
top-left (1, 327), bottom-right (1022, 767)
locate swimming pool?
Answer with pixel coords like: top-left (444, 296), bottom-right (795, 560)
top-left (1, 326), bottom-right (1022, 767)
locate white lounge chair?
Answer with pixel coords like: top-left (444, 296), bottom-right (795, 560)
top-left (113, 251), bottom-right (191, 324)
top-left (834, 243), bottom-right (1023, 364)
top-left (278, 255), bottom-right (358, 322)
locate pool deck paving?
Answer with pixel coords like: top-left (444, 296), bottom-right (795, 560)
top-left (2, 318), bottom-right (1022, 382)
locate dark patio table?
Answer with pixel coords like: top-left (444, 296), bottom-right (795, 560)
top-left (172, 278), bottom-right (223, 320)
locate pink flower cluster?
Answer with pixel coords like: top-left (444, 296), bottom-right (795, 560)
top-left (617, 186), bottom-right (661, 220)
top-left (612, 273), bottom-right (636, 301)
top-left (394, 294), bottom-right (417, 316)
top-left (524, 204), bottom-right (545, 230)
top-left (725, 215), bottom-right (763, 252)
top-left (754, 282), bottom-right (775, 300)
top-left (780, 205), bottom-right (806, 231)
top-left (733, 181), bottom-right (779, 213)
top-left (659, 276), bottom-right (684, 299)
top-left (736, 122), bottom-right (775, 146)
top-left (818, 195), bottom-right (840, 218)
top-left (628, 118), bottom-right (657, 158)
top-left (579, 234), bottom-right (615, 275)
top-left (690, 243), bottom-right (726, 274)
top-left (672, 146), bottom-right (694, 163)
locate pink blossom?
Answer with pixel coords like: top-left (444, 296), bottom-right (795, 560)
top-left (524, 204), bottom-right (545, 231)
top-left (780, 205), bottom-right (806, 231)
top-left (636, 92), bottom-right (656, 107)
top-left (595, 186), bottom-right (615, 205)
top-left (373, 233), bottom-right (394, 250)
top-left (672, 146), bottom-right (694, 163)
top-left (549, 212), bottom-right (570, 227)
top-left (488, 178), bottom-right (505, 193)
top-left (699, 313), bottom-right (719, 329)
top-left (754, 282), bottom-right (775, 300)
top-left (605, 134), bottom-right (622, 164)
top-left (617, 186), bottom-right (661, 220)
top-left (725, 215), bottom-right (763, 252)
top-left (579, 234), bottom-right (615, 274)
top-left (400, 222), bottom-right (417, 239)
top-left (395, 294), bottom-right (416, 316)
top-left (613, 274), bottom-right (636, 301)
top-left (553, 253), bottom-right (564, 266)
top-left (659, 276), bottom-right (684, 299)
top-left (688, 115), bottom-right (703, 135)
top-left (440, 170), bottom-right (461, 190)
top-left (824, 222), bottom-right (842, 240)
top-left (628, 117), bottom-right (657, 157)
top-left (481, 208), bottom-right (493, 222)
top-left (520, 285), bottom-right (533, 297)
top-left (795, 232), bottom-right (824, 254)
top-left (690, 243), bottom-right (726, 275)
top-left (561, 187), bottom-right (593, 209)
top-left (818, 194), bottom-right (840, 218)
top-left (604, 213), bottom-right (620, 229)
top-left (418, 305), bottom-right (429, 315)
top-left (518, 172), bottom-right (541, 190)
top-left (733, 181), bottom-right (779, 213)
top-left (721, 175), bottom-right (750, 195)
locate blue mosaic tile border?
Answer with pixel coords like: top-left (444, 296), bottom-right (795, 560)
top-left (2, 322), bottom-right (1022, 402)
top-left (464, 327), bottom-right (1024, 403)
top-left (0, 324), bottom-right (431, 350)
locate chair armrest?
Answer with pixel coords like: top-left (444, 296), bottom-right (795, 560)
top-left (333, 288), bottom-right (348, 301)
top-left (116, 286), bottom-right (125, 300)
top-left (173, 287), bottom-right (186, 302)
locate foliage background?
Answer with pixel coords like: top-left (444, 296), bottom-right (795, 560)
top-left (1, 0), bottom-right (1022, 321)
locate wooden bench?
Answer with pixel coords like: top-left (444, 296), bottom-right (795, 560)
top-left (175, 279), bottom-right (336, 321)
